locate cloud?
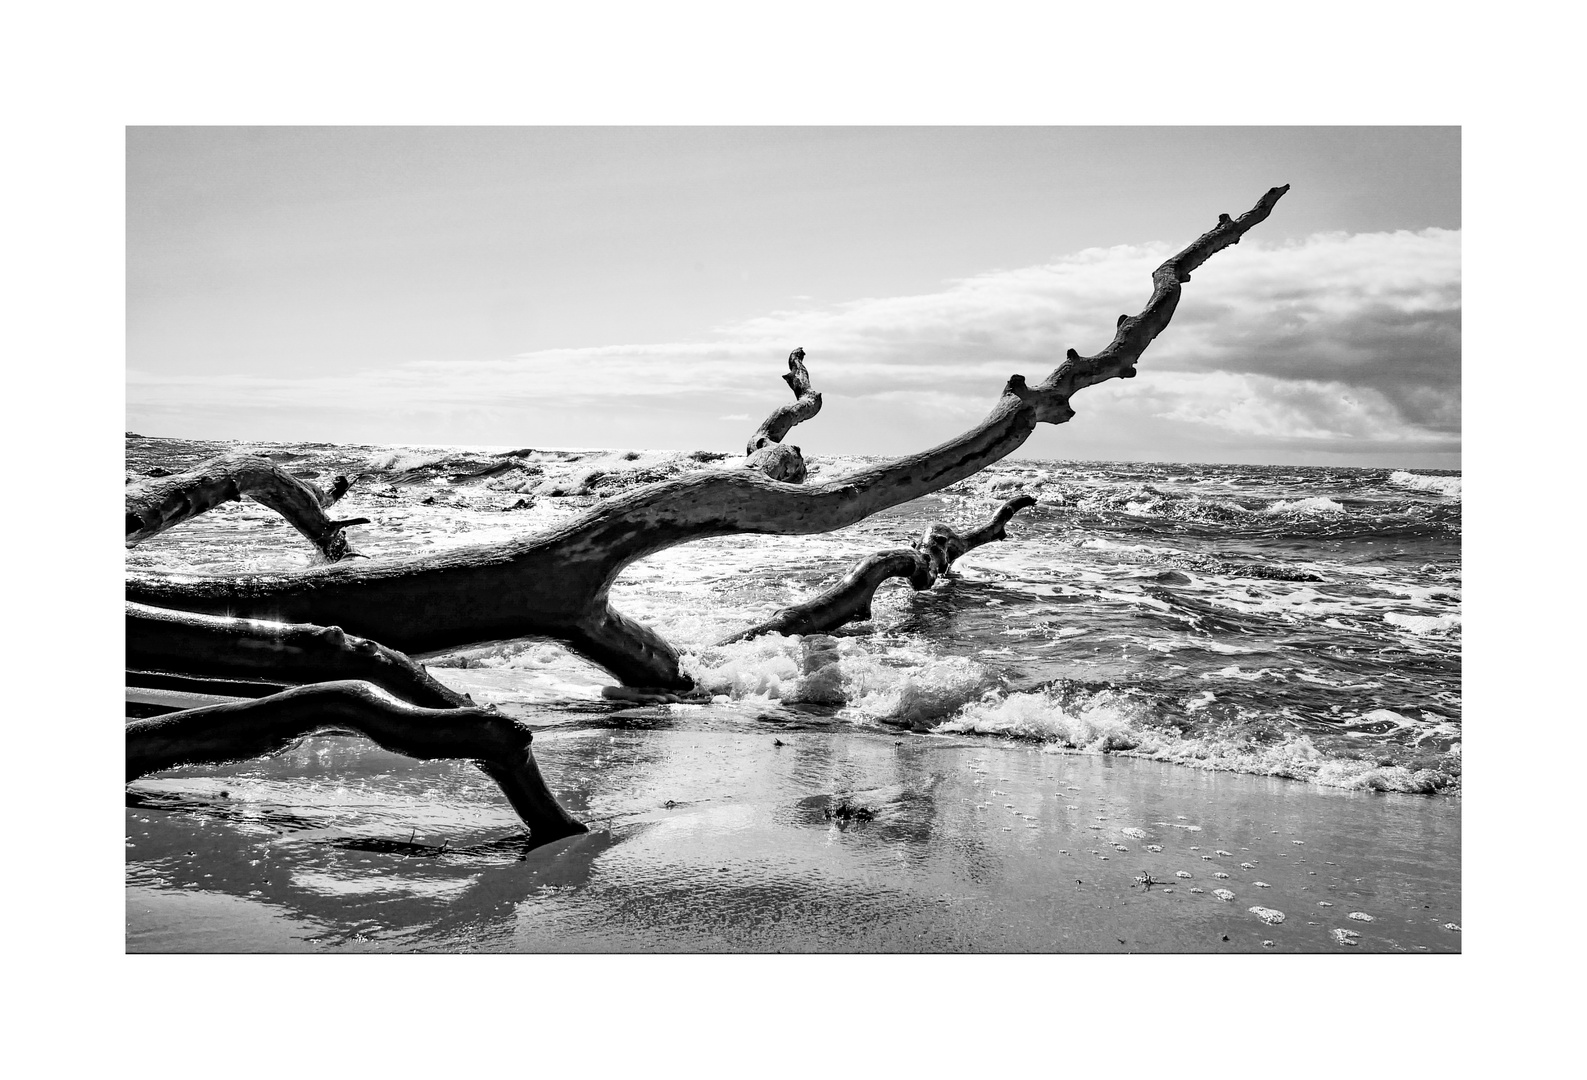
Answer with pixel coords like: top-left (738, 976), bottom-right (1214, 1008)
top-left (129, 228), bottom-right (1459, 460)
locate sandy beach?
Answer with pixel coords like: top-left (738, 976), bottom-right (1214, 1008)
top-left (127, 708), bottom-right (1459, 953)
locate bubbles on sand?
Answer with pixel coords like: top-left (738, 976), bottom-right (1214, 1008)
top-left (1213, 889), bottom-right (1235, 901)
top-left (1332, 928), bottom-right (1361, 946)
top-left (1121, 827), bottom-right (1147, 839)
top-left (1249, 906), bottom-right (1285, 925)
top-left (1347, 911), bottom-right (1374, 922)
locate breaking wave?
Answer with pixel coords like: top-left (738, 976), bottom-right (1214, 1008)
top-left (1390, 471), bottom-right (1461, 499)
top-left (683, 635), bottom-right (1000, 728)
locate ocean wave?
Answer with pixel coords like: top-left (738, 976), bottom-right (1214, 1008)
top-left (365, 449), bottom-right (450, 474)
top-left (1389, 471), bottom-right (1462, 498)
top-left (934, 688), bottom-right (1459, 794)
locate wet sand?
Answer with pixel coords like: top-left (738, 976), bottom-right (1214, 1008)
top-left (126, 715), bottom-right (1460, 953)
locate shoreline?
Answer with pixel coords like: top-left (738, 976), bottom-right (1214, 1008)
top-left (127, 722), bottom-right (1460, 953)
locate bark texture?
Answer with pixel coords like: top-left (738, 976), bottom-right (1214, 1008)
top-left (723, 494), bottom-right (1037, 641)
top-left (127, 601), bottom-right (471, 710)
top-left (127, 186), bottom-right (1287, 690)
top-left (126, 454), bottom-right (367, 561)
top-left (126, 680), bottom-right (587, 840)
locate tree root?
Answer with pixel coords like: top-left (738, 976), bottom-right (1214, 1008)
top-left (125, 454), bottom-right (367, 561)
top-left (722, 494), bottom-right (1037, 641)
top-left (126, 680), bottom-right (587, 840)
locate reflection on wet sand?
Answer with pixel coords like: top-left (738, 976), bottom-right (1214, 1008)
top-left (128, 716), bottom-right (1460, 953)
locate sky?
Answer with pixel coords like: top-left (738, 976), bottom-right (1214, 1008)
top-left (127, 127), bottom-right (1460, 467)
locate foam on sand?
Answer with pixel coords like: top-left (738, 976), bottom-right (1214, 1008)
top-left (933, 687), bottom-right (1459, 794)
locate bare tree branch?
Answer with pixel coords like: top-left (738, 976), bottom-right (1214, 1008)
top-left (722, 495), bottom-right (1038, 641)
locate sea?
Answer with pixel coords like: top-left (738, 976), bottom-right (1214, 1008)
top-left (126, 436), bottom-right (1461, 796)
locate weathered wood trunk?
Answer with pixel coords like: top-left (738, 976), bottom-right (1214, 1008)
top-left (127, 186), bottom-right (1288, 689)
top-left (126, 454), bottom-right (367, 561)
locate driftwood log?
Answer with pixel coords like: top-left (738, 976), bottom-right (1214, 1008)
top-left (125, 603), bottom-right (589, 837)
top-left (126, 454), bottom-right (368, 561)
top-left (128, 185), bottom-right (1287, 691)
top-left (130, 185), bottom-right (1282, 691)
top-left (744, 347), bottom-right (821, 482)
top-left (724, 495), bottom-right (1038, 641)
top-left (126, 680), bottom-right (586, 840)
top-left (125, 186), bottom-right (1288, 839)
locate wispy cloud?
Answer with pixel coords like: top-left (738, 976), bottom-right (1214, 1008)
top-left (129, 228), bottom-right (1459, 462)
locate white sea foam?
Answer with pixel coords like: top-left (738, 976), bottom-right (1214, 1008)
top-left (681, 635), bottom-right (998, 726)
top-left (935, 687), bottom-right (1150, 751)
top-left (1385, 612), bottom-right (1461, 635)
top-left (1263, 496), bottom-right (1346, 515)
